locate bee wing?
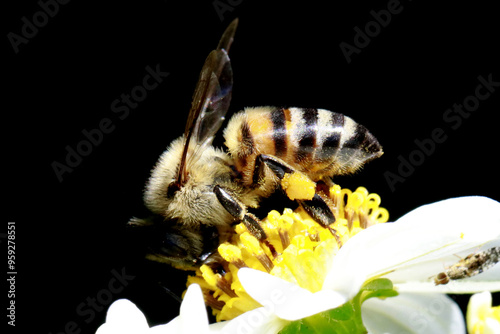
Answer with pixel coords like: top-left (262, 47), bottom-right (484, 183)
top-left (190, 49), bottom-right (233, 147)
top-left (217, 18), bottom-right (238, 53)
top-left (176, 20), bottom-right (237, 186)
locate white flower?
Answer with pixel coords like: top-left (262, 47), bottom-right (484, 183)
top-left (96, 284), bottom-right (212, 334)
top-left (215, 196), bottom-right (500, 333)
top-left (466, 291), bottom-right (500, 334)
top-left (98, 197), bottom-right (499, 333)
top-left (326, 196), bottom-right (500, 296)
top-left (96, 299), bottom-right (149, 334)
top-left (361, 292), bottom-right (465, 333)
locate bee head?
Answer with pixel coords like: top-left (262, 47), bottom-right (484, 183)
top-left (128, 215), bottom-right (221, 270)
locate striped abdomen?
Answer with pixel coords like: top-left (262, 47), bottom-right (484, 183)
top-left (223, 107), bottom-right (383, 184)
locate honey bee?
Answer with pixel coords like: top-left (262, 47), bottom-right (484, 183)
top-left (434, 247), bottom-right (500, 285)
top-left (129, 19), bottom-right (383, 270)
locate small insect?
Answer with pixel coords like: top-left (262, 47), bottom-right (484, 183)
top-left (129, 19), bottom-right (383, 270)
top-left (434, 247), bottom-right (500, 285)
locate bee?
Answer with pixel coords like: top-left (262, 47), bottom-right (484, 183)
top-left (434, 247), bottom-right (500, 285)
top-left (129, 19), bottom-right (383, 270)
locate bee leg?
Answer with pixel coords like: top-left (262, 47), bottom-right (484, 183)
top-left (214, 185), bottom-right (267, 240)
top-left (296, 192), bottom-right (343, 248)
top-left (297, 193), bottom-right (336, 226)
top-left (256, 154), bottom-right (337, 227)
top-left (214, 186), bottom-right (278, 268)
top-left (254, 154), bottom-right (294, 181)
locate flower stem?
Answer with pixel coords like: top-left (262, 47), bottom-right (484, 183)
top-left (279, 278), bottom-right (398, 334)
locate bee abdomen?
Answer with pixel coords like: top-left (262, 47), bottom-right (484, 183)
top-left (224, 106), bottom-right (383, 183)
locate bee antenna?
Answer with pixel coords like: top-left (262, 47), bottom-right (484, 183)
top-left (158, 282), bottom-right (183, 304)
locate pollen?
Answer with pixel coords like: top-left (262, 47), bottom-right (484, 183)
top-left (186, 184), bottom-right (389, 322)
top-left (281, 172), bottom-right (316, 200)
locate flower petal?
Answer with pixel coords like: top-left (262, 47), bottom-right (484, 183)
top-left (149, 285), bottom-right (209, 333)
top-left (484, 318), bottom-right (500, 334)
top-left (179, 284), bottom-right (209, 333)
top-left (387, 244), bottom-right (500, 293)
top-left (466, 291), bottom-right (500, 334)
top-left (467, 291), bottom-right (492, 333)
top-left (238, 267), bottom-right (346, 321)
top-left (362, 293), bottom-right (465, 334)
top-left (96, 299), bottom-right (149, 334)
top-left (149, 318), bottom-right (181, 333)
top-left (210, 307), bottom-right (288, 334)
top-left (323, 197), bottom-right (500, 296)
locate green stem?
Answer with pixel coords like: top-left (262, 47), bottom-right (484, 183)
top-left (279, 278), bottom-right (398, 334)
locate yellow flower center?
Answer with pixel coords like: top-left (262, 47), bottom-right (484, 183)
top-left (469, 302), bottom-right (500, 333)
top-left (186, 184), bottom-right (389, 322)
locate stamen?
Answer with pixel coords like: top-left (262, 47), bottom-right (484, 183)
top-left (240, 232), bottom-right (274, 272)
top-left (256, 253), bottom-right (274, 273)
top-left (328, 227), bottom-right (343, 248)
top-left (204, 292), bottom-right (225, 310)
top-left (279, 228), bottom-right (291, 249)
top-left (216, 275), bottom-right (238, 298)
top-left (186, 184), bottom-right (389, 322)
top-left (264, 239), bottom-right (279, 259)
top-left (218, 243), bottom-right (247, 269)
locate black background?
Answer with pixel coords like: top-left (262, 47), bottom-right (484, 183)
top-left (5, 0), bottom-right (499, 333)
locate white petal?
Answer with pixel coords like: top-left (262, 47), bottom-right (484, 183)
top-left (395, 280), bottom-right (500, 295)
top-left (484, 318), bottom-right (500, 334)
top-left (179, 284), bottom-right (209, 333)
top-left (149, 317), bottom-right (181, 333)
top-left (388, 244), bottom-right (500, 293)
top-left (324, 197), bottom-right (500, 296)
top-left (396, 196), bottom-right (500, 229)
top-left (210, 307), bottom-right (288, 334)
top-left (362, 293), bottom-right (465, 334)
top-left (97, 299), bottom-right (149, 334)
top-left (148, 285), bottom-right (209, 333)
top-left (95, 323), bottom-right (112, 334)
top-left (238, 268), bottom-right (346, 321)
top-left (466, 291), bottom-right (497, 334)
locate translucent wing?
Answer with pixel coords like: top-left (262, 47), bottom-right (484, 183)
top-left (217, 17), bottom-right (238, 53)
top-left (175, 19), bottom-right (238, 186)
top-left (190, 49), bottom-right (232, 146)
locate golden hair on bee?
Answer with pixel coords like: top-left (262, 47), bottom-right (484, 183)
top-left (144, 136), bottom-right (236, 226)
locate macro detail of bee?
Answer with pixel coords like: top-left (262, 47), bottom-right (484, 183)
top-left (128, 19), bottom-right (383, 270)
top-left (434, 247), bottom-right (500, 285)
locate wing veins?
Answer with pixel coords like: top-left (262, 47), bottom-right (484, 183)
top-left (175, 19), bottom-right (238, 187)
